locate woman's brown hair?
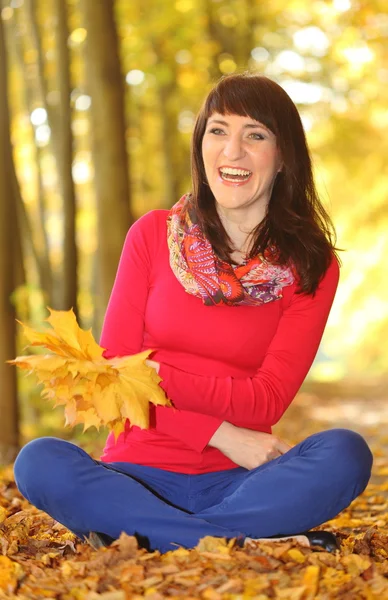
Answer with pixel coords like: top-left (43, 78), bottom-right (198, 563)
top-left (190, 72), bottom-right (339, 295)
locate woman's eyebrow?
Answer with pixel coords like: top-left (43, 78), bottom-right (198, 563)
top-left (207, 118), bottom-right (269, 130)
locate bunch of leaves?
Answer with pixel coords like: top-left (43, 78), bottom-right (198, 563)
top-left (8, 308), bottom-right (170, 437)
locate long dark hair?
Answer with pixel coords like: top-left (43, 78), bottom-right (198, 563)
top-left (190, 72), bottom-right (339, 295)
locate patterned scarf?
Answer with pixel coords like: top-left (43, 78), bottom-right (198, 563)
top-left (167, 195), bottom-right (295, 306)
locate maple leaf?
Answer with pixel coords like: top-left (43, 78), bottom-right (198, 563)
top-left (93, 387), bottom-right (121, 423)
top-left (45, 308), bottom-right (104, 360)
top-left (9, 308), bottom-right (171, 435)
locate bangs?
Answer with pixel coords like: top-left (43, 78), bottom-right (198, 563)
top-left (203, 76), bottom-right (277, 134)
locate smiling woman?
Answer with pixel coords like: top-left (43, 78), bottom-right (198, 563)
top-left (201, 113), bottom-right (282, 263)
top-left (14, 72), bottom-right (373, 556)
top-left (191, 74), bottom-right (335, 293)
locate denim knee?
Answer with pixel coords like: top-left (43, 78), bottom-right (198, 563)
top-left (14, 437), bottom-right (71, 503)
top-left (319, 428), bottom-right (373, 490)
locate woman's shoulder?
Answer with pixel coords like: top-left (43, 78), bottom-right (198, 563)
top-left (127, 209), bottom-right (169, 240)
top-left (123, 210), bottom-right (169, 259)
top-left (132, 208), bottom-right (169, 230)
top-left (323, 253), bottom-right (340, 288)
top-left (282, 253), bottom-right (340, 309)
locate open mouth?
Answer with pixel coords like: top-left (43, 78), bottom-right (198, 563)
top-left (219, 167), bottom-right (252, 183)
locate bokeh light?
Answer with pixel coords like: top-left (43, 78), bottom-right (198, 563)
top-left (125, 70), bottom-right (145, 85)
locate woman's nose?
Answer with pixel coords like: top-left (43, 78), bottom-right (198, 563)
top-left (222, 136), bottom-right (246, 161)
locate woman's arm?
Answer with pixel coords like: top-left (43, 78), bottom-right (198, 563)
top-left (157, 258), bottom-right (340, 428)
top-left (153, 407), bottom-right (222, 453)
top-left (100, 212), bottom-right (223, 451)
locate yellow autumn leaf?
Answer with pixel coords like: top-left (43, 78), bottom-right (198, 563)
top-left (77, 326), bottom-right (105, 360)
top-left (64, 398), bottom-right (78, 427)
top-left (45, 308), bottom-right (84, 354)
top-left (75, 394), bottom-right (94, 412)
top-left (111, 420), bottom-right (125, 440)
top-left (17, 322), bottom-right (62, 350)
top-left (302, 565), bottom-right (320, 600)
top-left (95, 372), bottom-right (117, 388)
top-left (93, 388), bottom-right (121, 423)
top-left (342, 554), bottom-right (372, 576)
top-left (288, 548), bottom-right (306, 564)
top-left (9, 308), bottom-right (171, 435)
top-left (0, 506), bottom-right (7, 526)
top-left (120, 379), bottom-right (150, 429)
top-left (75, 408), bottom-right (101, 432)
top-left (0, 556), bottom-right (24, 593)
top-left (275, 586), bottom-right (305, 600)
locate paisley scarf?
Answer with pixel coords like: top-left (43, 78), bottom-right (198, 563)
top-left (167, 195), bottom-right (295, 306)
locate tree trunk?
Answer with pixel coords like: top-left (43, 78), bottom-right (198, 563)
top-left (149, 37), bottom-right (182, 208)
top-left (0, 17), bottom-right (20, 463)
top-left (81, 0), bottom-right (132, 332)
top-left (6, 8), bottom-right (53, 303)
top-left (27, 0), bottom-right (64, 309)
top-left (55, 0), bottom-right (78, 318)
top-left (156, 82), bottom-right (181, 207)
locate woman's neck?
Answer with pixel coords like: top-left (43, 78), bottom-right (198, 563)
top-left (217, 205), bottom-right (266, 259)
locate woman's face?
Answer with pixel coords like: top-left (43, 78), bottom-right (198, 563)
top-left (201, 112), bottom-right (282, 216)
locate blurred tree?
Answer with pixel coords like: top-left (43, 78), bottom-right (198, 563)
top-left (27, 0), bottom-right (78, 315)
top-left (3, 5), bottom-right (53, 304)
top-left (26, 0), bottom-right (61, 305)
top-left (0, 16), bottom-right (20, 463)
top-left (55, 0), bottom-right (78, 318)
top-left (205, 0), bottom-right (256, 75)
top-left (0, 0), bottom-right (387, 448)
top-left (81, 0), bottom-right (132, 331)
top-left (150, 35), bottom-right (182, 207)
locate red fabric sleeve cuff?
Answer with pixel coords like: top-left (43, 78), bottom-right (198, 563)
top-left (158, 363), bottom-right (222, 452)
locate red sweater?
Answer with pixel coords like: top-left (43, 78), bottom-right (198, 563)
top-left (100, 210), bottom-right (339, 473)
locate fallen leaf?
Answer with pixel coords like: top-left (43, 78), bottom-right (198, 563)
top-left (302, 565), bottom-right (320, 599)
top-left (0, 556), bottom-right (24, 592)
top-left (287, 548), bottom-right (306, 564)
top-left (0, 507), bottom-right (7, 526)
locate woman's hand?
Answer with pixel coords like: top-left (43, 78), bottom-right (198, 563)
top-left (208, 421), bottom-right (292, 470)
top-left (146, 359), bottom-right (160, 374)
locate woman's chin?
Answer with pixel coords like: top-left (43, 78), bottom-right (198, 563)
top-left (213, 194), bottom-right (260, 212)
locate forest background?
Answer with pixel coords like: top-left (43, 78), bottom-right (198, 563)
top-left (0, 0), bottom-right (387, 464)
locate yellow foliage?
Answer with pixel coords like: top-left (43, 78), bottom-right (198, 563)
top-left (0, 556), bottom-right (24, 593)
top-left (302, 565), bottom-right (320, 599)
top-left (9, 308), bottom-right (171, 435)
top-left (0, 507), bottom-right (7, 526)
top-left (287, 548), bottom-right (306, 563)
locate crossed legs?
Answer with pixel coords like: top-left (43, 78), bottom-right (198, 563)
top-left (14, 429), bottom-right (372, 553)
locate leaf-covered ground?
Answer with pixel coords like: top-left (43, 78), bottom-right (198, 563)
top-left (1, 385), bottom-right (387, 599)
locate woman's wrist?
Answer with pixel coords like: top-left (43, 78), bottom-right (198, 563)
top-left (208, 421), bottom-right (234, 450)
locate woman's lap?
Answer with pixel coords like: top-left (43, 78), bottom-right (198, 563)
top-left (13, 428), bottom-right (373, 550)
top-left (197, 428), bottom-right (373, 536)
top-left (13, 437), bottom-right (245, 551)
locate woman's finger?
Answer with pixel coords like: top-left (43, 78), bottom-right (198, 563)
top-left (276, 439), bottom-right (293, 454)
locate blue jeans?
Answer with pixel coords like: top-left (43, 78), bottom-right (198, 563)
top-left (13, 428), bottom-right (372, 553)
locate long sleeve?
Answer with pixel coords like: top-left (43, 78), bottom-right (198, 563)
top-left (158, 258), bottom-right (340, 428)
top-left (100, 215), bottom-right (152, 358)
top-left (100, 211), bottom-right (222, 452)
top-left (153, 407), bottom-right (222, 453)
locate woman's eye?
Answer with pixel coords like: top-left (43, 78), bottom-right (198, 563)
top-left (249, 132), bottom-right (265, 140)
top-left (206, 129), bottom-right (266, 139)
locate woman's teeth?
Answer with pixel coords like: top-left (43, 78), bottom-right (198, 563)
top-left (219, 167), bottom-right (252, 181)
